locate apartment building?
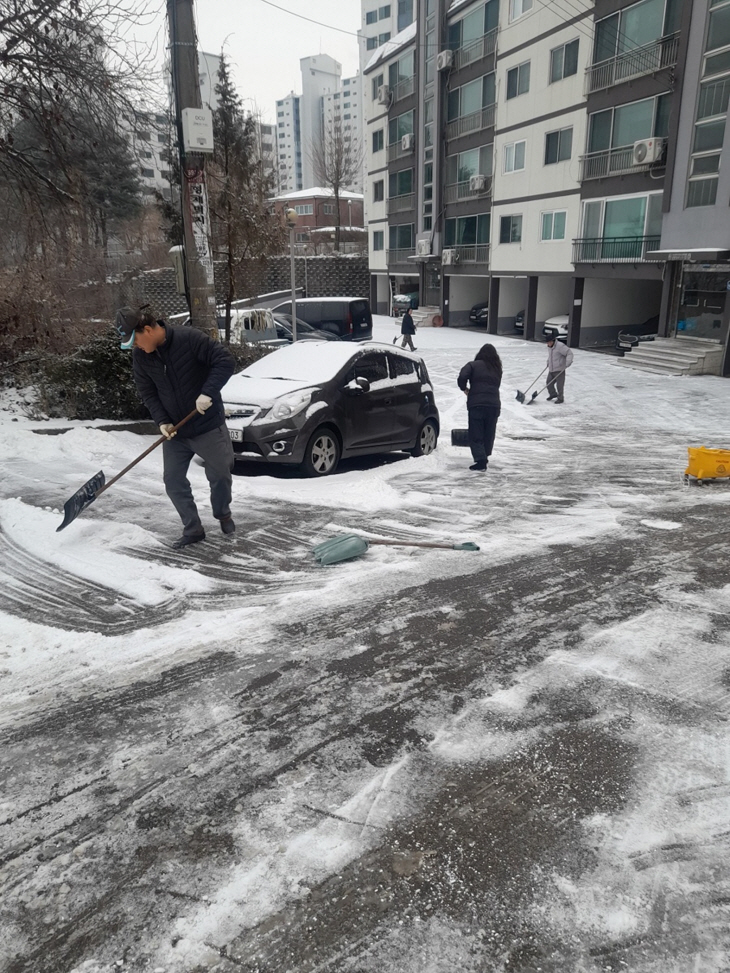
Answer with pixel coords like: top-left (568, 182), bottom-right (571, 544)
top-left (130, 109), bottom-right (174, 202)
top-left (300, 55), bottom-right (343, 189)
top-left (276, 92), bottom-right (303, 193)
top-left (364, 0), bottom-right (697, 354)
top-left (359, 1), bottom-right (416, 63)
top-left (322, 74), bottom-right (365, 193)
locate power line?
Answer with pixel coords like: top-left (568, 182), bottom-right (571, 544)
top-left (257, 0), bottom-right (361, 37)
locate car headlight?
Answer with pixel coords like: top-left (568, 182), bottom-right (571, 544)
top-left (271, 389), bottom-right (313, 420)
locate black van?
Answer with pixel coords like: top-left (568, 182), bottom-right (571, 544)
top-left (271, 297), bottom-right (373, 341)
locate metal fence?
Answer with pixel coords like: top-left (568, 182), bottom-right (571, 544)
top-left (387, 193), bottom-right (415, 215)
top-left (452, 245), bottom-right (490, 264)
top-left (454, 29), bottom-right (498, 70)
top-left (585, 33), bottom-right (679, 93)
top-left (444, 177), bottom-right (492, 203)
top-left (580, 145), bottom-right (654, 180)
top-left (572, 236), bottom-right (661, 263)
top-left (386, 248), bottom-right (416, 266)
top-left (446, 105), bottom-right (495, 141)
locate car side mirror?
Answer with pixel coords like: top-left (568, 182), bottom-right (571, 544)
top-left (344, 377), bottom-right (370, 395)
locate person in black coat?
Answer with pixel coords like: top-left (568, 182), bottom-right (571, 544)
top-left (397, 308), bottom-right (417, 351)
top-left (457, 343), bottom-right (502, 472)
top-left (116, 306), bottom-right (236, 549)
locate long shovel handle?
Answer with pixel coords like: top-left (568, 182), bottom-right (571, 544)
top-left (367, 538), bottom-right (478, 551)
top-left (522, 365), bottom-right (548, 395)
top-left (95, 409), bottom-right (198, 499)
top-left (529, 366), bottom-right (569, 402)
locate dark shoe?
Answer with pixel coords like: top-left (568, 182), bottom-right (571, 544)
top-left (393, 336), bottom-right (398, 344)
top-left (547, 394), bottom-right (557, 400)
top-left (220, 516), bottom-right (235, 535)
top-left (469, 462), bottom-right (487, 471)
top-left (555, 398), bottom-right (564, 404)
top-left (172, 531), bottom-right (205, 549)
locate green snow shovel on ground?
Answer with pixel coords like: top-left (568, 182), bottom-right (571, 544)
top-left (56, 409), bottom-right (198, 532)
top-left (313, 534), bottom-right (480, 565)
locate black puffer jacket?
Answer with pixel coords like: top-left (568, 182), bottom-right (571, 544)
top-left (132, 325), bottom-right (235, 439)
top-left (457, 359), bottom-right (501, 409)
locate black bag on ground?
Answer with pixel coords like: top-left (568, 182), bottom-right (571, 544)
top-left (451, 428), bottom-right (469, 447)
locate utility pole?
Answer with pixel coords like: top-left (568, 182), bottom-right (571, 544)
top-left (167, 0), bottom-right (217, 332)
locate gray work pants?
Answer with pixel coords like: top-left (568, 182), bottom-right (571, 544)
top-left (162, 425), bottom-right (234, 536)
top-left (546, 370), bottom-right (566, 400)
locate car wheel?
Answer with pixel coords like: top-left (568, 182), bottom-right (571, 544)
top-left (302, 426), bottom-right (341, 476)
top-left (410, 419), bottom-right (438, 457)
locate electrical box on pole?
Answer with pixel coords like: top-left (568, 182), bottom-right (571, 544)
top-left (167, 0), bottom-right (217, 333)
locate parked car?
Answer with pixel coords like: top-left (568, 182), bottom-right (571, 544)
top-left (271, 297), bottom-right (373, 341)
top-left (469, 300), bottom-right (489, 325)
top-left (272, 314), bottom-right (338, 342)
top-left (542, 314), bottom-right (569, 341)
top-left (220, 308), bottom-right (287, 347)
top-left (616, 315), bottom-right (659, 352)
top-left (392, 292), bottom-right (419, 316)
top-left (220, 342), bottom-right (439, 476)
top-left (514, 309), bottom-right (525, 333)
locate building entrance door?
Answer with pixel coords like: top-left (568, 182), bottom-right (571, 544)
top-left (676, 268), bottom-right (729, 342)
top-left (423, 263), bottom-right (441, 307)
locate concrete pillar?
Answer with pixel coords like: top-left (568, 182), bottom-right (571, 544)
top-left (487, 276), bottom-right (500, 335)
top-left (441, 273), bottom-right (451, 327)
top-left (568, 276), bottom-right (584, 348)
top-left (525, 275), bottom-right (538, 342)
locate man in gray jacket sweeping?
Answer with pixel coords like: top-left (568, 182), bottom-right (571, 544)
top-left (116, 306), bottom-right (236, 549)
top-left (545, 333), bottom-right (574, 404)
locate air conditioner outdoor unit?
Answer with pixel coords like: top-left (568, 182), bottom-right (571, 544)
top-left (377, 85), bottom-right (391, 105)
top-left (401, 133), bottom-right (414, 151)
top-left (469, 173), bottom-right (488, 192)
top-left (416, 239), bottom-right (431, 257)
top-left (633, 137), bottom-right (665, 165)
top-left (442, 248), bottom-right (459, 266)
top-left (436, 50), bottom-right (454, 71)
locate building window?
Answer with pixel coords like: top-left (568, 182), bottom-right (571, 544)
top-left (448, 0), bottom-right (499, 50)
top-left (550, 39), bottom-right (579, 82)
top-left (503, 140), bottom-right (526, 173)
top-left (544, 127), bottom-right (573, 164)
top-left (506, 61), bottom-right (531, 99)
top-left (389, 168), bottom-right (413, 196)
top-left (379, 4), bottom-right (391, 17)
top-left (388, 51), bottom-right (415, 90)
top-left (444, 213), bottom-right (490, 246)
top-left (373, 179), bottom-right (385, 201)
top-left (372, 129), bottom-right (384, 152)
top-left (323, 203), bottom-right (336, 215)
top-left (541, 210), bottom-right (567, 241)
top-left (344, 102), bottom-right (350, 108)
top-left (588, 94), bottom-right (669, 152)
top-left (294, 204), bottom-right (314, 215)
top-left (373, 230), bottom-right (384, 250)
top-left (509, 0), bottom-right (533, 22)
top-left (594, 0), bottom-right (682, 65)
top-left (398, 0), bottom-right (414, 32)
top-left (344, 113), bottom-right (351, 120)
top-left (388, 224), bottom-right (415, 249)
top-left (379, 32), bottom-right (391, 44)
top-left (277, 111), bottom-right (284, 117)
top-left (580, 193), bottom-right (662, 247)
top-left (140, 167), bottom-right (154, 178)
top-left (446, 144), bottom-right (493, 184)
top-left (366, 9), bottom-right (377, 24)
top-left (447, 73), bottom-right (496, 121)
top-left (371, 73), bottom-right (384, 99)
top-left (367, 36), bottom-right (379, 49)
top-left (388, 110), bottom-right (414, 144)
top-left (499, 215), bottom-right (522, 243)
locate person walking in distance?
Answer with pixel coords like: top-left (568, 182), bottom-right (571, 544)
top-left (398, 307), bottom-right (417, 351)
top-left (457, 343), bottom-right (502, 472)
top-left (116, 306), bottom-right (236, 549)
top-left (545, 332), bottom-right (573, 403)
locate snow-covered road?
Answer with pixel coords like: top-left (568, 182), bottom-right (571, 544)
top-left (2, 318), bottom-right (730, 972)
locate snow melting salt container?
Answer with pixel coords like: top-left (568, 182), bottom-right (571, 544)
top-left (685, 446), bottom-right (730, 482)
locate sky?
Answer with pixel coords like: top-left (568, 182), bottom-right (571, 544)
top-left (136, 0), bottom-right (362, 123)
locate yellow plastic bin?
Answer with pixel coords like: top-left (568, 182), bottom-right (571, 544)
top-left (685, 446), bottom-right (730, 483)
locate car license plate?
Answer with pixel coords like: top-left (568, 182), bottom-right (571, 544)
top-left (229, 428), bottom-right (243, 442)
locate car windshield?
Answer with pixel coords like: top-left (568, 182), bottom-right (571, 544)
top-left (241, 344), bottom-right (355, 384)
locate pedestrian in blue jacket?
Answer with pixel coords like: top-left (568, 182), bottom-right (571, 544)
top-left (116, 307), bottom-right (236, 549)
top-left (457, 343), bottom-right (502, 472)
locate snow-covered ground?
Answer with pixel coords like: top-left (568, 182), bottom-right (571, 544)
top-left (2, 317), bottom-right (730, 972)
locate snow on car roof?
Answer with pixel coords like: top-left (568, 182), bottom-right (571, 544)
top-left (278, 297), bottom-right (368, 304)
top-left (241, 341), bottom-right (415, 384)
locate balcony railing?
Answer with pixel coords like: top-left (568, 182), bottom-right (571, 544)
top-left (453, 28), bottom-right (498, 70)
top-left (452, 244), bottom-right (490, 264)
top-left (444, 176), bottom-right (492, 203)
top-left (392, 76), bottom-right (415, 102)
top-left (572, 236), bottom-right (662, 263)
top-left (387, 193), bottom-right (415, 215)
top-left (580, 144), bottom-right (664, 181)
top-left (446, 105), bottom-right (495, 141)
top-left (387, 138), bottom-right (415, 163)
top-left (586, 33), bottom-right (679, 94)
top-left (387, 248), bottom-right (416, 266)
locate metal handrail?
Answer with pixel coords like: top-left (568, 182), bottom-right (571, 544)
top-left (386, 248), bottom-right (416, 265)
top-left (572, 236), bottom-right (662, 263)
top-left (387, 139), bottom-right (415, 163)
top-left (580, 144), bottom-right (662, 180)
top-left (444, 177), bottom-right (492, 203)
top-left (387, 193), bottom-right (415, 214)
top-left (452, 244), bottom-right (490, 264)
top-left (586, 33), bottom-right (679, 93)
top-left (446, 104), bottom-right (495, 141)
top-left (454, 28), bottom-right (498, 70)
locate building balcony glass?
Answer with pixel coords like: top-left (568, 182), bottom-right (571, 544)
top-left (387, 193), bottom-right (415, 215)
top-left (386, 248), bottom-right (416, 266)
top-left (392, 76), bottom-right (415, 102)
top-left (572, 235), bottom-right (662, 263)
top-left (446, 105), bottom-right (495, 141)
top-left (580, 144), bottom-right (664, 181)
top-left (454, 29), bottom-right (498, 71)
top-left (387, 139), bottom-right (416, 163)
top-left (444, 177), bottom-right (492, 203)
top-left (585, 33), bottom-right (679, 94)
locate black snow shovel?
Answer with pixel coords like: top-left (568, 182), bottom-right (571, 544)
top-left (56, 409), bottom-right (198, 532)
top-left (313, 533), bottom-right (480, 566)
top-left (524, 367), bottom-right (568, 406)
top-left (515, 366), bottom-right (547, 404)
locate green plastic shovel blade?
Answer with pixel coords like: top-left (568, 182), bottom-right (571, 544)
top-left (313, 534), bottom-right (370, 565)
top-left (452, 541), bottom-right (480, 551)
